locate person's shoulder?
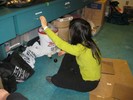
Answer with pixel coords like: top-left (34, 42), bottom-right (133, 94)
top-left (77, 43), bottom-right (84, 47)
top-left (76, 44), bottom-right (87, 51)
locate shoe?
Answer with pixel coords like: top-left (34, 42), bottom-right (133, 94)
top-left (46, 76), bottom-right (52, 83)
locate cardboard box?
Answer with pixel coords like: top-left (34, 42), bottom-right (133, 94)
top-left (58, 27), bottom-right (70, 42)
top-left (83, 19), bottom-right (102, 36)
top-left (82, 0), bottom-right (107, 27)
top-left (90, 58), bottom-right (133, 100)
top-left (51, 15), bottom-right (73, 42)
top-left (51, 16), bottom-right (73, 28)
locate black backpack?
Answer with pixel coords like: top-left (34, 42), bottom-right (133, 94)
top-left (0, 61), bottom-right (17, 93)
top-left (107, 1), bottom-right (129, 25)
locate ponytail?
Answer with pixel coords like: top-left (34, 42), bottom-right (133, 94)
top-left (85, 39), bottom-right (101, 64)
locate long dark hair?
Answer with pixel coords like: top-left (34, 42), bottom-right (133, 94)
top-left (69, 18), bottom-right (101, 64)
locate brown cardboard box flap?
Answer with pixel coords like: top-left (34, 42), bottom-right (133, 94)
top-left (90, 73), bottom-right (115, 98)
top-left (101, 59), bottom-right (115, 75)
top-left (90, 94), bottom-right (115, 100)
top-left (112, 83), bottom-right (133, 100)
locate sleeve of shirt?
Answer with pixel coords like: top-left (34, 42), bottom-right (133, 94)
top-left (44, 28), bottom-right (85, 56)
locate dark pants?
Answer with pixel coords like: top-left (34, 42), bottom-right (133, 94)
top-left (51, 54), bottom-right (99, 92)
top-left (7, 93), bottom-right (28, 100)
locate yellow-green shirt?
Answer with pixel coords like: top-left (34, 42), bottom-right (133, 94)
top-left (44, 28), bottom-right (101, 81)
